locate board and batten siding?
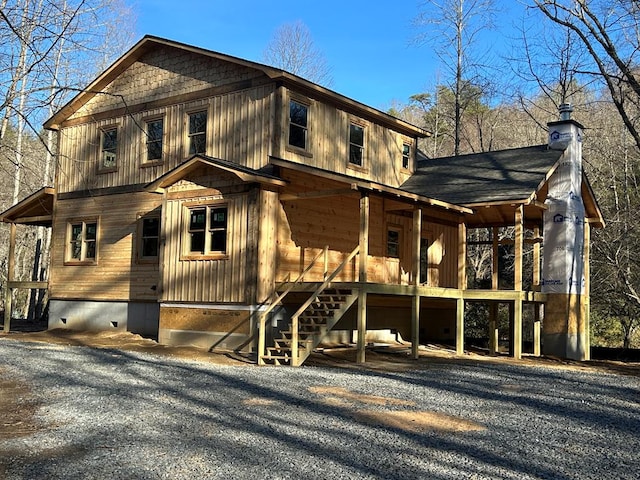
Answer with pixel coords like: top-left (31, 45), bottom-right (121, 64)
top-left (49, 192), bottom-right (162, 301)
top-left (277, 87), bottom-right (417, 188)
top-left (56, 83), bottom-right (276, 194)
top-left (161, 188), bottom-right (258, 304)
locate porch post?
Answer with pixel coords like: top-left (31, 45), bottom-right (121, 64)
top-left (456, 222), bottom-right (466, 355)
top-left (583, 221), bottom-right (591, 360)
top-left (513, 205), bottom-right (524, 359)
top-left (489, 227), bottom-right (499, 355)
top-left (533, 226), bottom-right (542, 356)
top-left (411, 208), bottom-right (422, 359)
top-left (357, 192), bottom-right (369, 364)
top-left (3, 222), bottom-right (16, 333)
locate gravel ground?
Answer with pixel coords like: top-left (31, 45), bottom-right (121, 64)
top-left (1, 339), bottom-right (639, 480)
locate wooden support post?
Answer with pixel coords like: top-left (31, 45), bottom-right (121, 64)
top-left (411, 208), bottom-right (422, 359)
top-left (533, 304), bottom-right (541, 357)
top-left (583, 221), bottom-right (591, 361)
top-left (532, 225), bottom-right (541, 357)
top-left (513, 206), bottom-right (524, 359)
top-left (456, 297), bottom-right (465, 355)
top-left (3, 223), bottom-right (16, 333)
top-left (489, 302), bottom-right (498, 356)
top-left (357, 192), bottom-right (369, 363)
top-left (492, 227), bottom-right (499, 290)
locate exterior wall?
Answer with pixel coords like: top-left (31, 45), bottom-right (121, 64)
top-left (275, 170), bottom-right (459, 287)
top-left (49, 299), bottom-right (159, 337)
top-left (277, 88), bottom-right (417, 188)
top-left (160, 176), bottom-right (259, 305)
top-left (49, 192), bottom-right (162, 301)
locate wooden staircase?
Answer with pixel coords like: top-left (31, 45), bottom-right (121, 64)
top-left (261, 288), bottom-right (358, 366)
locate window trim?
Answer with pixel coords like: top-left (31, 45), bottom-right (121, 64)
top-left (65, 218), bottom-right (99, 265)
top-left (180, 202), bottom-right (229, 260)
top-left (347, 120), bottom-right (366, 170)
top-left (187, 110), bottom-right (208, 156)
top-left (137, 213), bottom-right (161, 263)
top-left (143, 116), bottom-right (165, 166)
top-left (98, 126), bottom-right (118, 173)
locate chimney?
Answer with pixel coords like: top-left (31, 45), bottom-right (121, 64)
top-left (541, 104), bottom-right (589, 361)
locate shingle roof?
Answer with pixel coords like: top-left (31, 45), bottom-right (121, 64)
top-left (401, 145), bottom-right (563, 205)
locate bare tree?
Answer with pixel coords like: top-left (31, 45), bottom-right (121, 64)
top-left (414, 0), bottom-right (497, 155)
top-left (262, 20), bottom-right (333, 87)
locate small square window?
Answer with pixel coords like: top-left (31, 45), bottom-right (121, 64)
top-left (349, 123), bottom-right (365, 167)
top-left (402, 143), bottom-right (411, 170)
top-left (146, 119), bottom-right (164, 162)
top-left (188, 111), bottom-right (207, 155)
top-left (101, 128), bottom-right (117, 169)
top-left (289, 100), bottom-right (308, 150)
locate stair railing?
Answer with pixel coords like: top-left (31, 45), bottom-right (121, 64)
top-left (258, 246), bottom-right (328, 365)
top-left (290, 245), bottom-right (360, 366)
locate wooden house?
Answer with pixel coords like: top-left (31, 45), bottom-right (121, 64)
top-left (1, 36), bottom-right (603, 365)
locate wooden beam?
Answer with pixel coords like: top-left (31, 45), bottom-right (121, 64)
top-left (458, 223), bottom-right (467, 290)
top-left (492, 227), bottom-right (499, 291)
top-left (489, 303), bottom-right (498, 356)
top-left (4, 223), bottom-right (16, 333)
top-left (279, 186), bottom-right (358, 201)
top-left (513, 298), bottom-right (523, 360)
top-left (533, 303), bottom-right (542, 357)
top-left (7, 281), bottom-right (48, 289)
top-left (411, 292), bottom-right (420, 360)
top-left (411, 208), bottom-right (422, 360)
top-left (583, 221), bottom-right (591, 360)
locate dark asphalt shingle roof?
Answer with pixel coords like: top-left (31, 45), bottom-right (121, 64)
top-left (401, 145), bottom-right (563, 205)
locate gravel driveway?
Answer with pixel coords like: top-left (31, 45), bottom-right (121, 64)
top-left (1, 339), bottom-right (639, 480)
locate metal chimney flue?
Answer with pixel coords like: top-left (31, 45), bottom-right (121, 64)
top-left (559, 103), bottom-right (573, 121)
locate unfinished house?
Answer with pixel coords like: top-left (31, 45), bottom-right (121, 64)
top-left (1, 36), bottom-right (603, 365)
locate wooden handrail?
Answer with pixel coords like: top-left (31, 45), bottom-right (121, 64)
top-left (291, 245), bottom-right (360, 366)
top-left (258, 246), bottom-right (328, 365)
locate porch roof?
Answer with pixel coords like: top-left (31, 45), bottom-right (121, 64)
top-left (0, 187), bottom-right (55, 226)
top-left (402, 145), bottom-right (562, 205)
top-left (145, 155), bottom-right (288, 193)
top-left (269, 157), bottom-right (472, 215)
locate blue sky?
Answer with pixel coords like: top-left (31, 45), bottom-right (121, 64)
top-left (133, 0), bottom-right (526, 111)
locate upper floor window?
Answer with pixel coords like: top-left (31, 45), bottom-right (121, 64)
top-left (188, 111), bottom-right (207, 155)
top-left (386, 227), bottom-right (401, 258)
top-left (402, 143), bottom-right (411, 170)
top-left (289, 100), bottom-right (308, 150)
top-left (67, 219), bottom-right (98, 263)
top-left (185, 204), bottom-right (228, 256)
top-left (100, 127), bottom-right (117, 170)
top-left (349, 123), bottom-right (365, 167)
top-left (146, 118), bottom-right (164, 162)
top-left (139, 215), bottom-right (160, 260)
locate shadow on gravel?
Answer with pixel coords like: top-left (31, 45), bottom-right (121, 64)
top-left (3, 340), bottom-right (639, 479)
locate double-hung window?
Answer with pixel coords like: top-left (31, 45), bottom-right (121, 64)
top-left (186, 205), bottom-right (228, 256)
top-left (288, 100), bottom-right (308, 150)
top-left (145, 118), bottom-right (164, 162)
top-left (386, 227), bottom-right (401, 258)
top-left (349, 123), bottom-right (365, 167)
top-left (67, 220), bottom-right (98, 263)
top-left (188, 111), bottom-right (207, 155)
top-left (139, 215), bottom-right (161, 260)
top-left (402, 143), bottom-right (411, 170)
top-left (100, 127), bottom-right (118, 170)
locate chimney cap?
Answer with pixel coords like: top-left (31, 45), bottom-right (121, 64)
top-left (559, 103), bottom-right (573, 121)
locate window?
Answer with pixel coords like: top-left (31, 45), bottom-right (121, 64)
top-left (188, 111), bottom-right (207, 155)
top-left (289, 100), bottom-right (308, 149)
top-left (387, 227), bottom-right (401, 258)
top-left (186, 205), bottom-right (228, 256)
top-left (419, 237), bottom-right (430, 284)
top-left (67, 220), bottom-right (98, 263)
top-left (402, 143), bottom-right (411, 170)
top-left (139, 216), bottom-right (160, 260)
top-left (146, 118), bottom-right (164, 162)
top-left (100, 127), bottom-right (117, 170)
top-left (349, 123), bottom-right (365, 167)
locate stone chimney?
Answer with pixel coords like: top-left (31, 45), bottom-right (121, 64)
top-left (542, 104), bottom-right (589, 360)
